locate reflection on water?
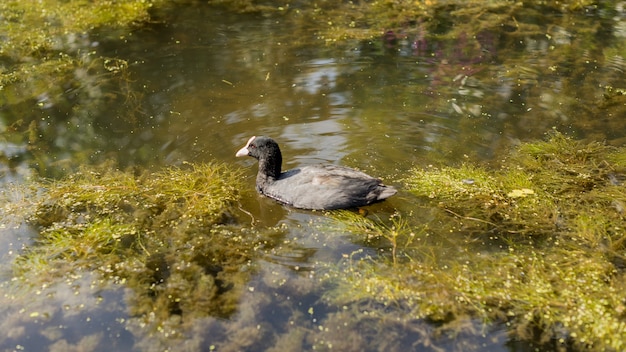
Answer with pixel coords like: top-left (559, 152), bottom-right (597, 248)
top-left (3, 2), bottom-right (626, 351)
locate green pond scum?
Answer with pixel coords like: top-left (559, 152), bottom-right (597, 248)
top-left (328, 132), bottom-right (626, 351)
top-left (8, 132), bottom-right (626, 350)
top-left (5, 162), bottom-right (284, 334)
top-left (0, 0), bottom-right (156, 177)
top-left (0, 0), bottom-right (154, 103)
top-left (2, 0), bottom-right (626, 350)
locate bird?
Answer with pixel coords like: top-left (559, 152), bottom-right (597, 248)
top-left (235, 136), bottom-right (397, 210)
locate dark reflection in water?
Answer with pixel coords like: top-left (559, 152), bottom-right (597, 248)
top-left (3, 2), bottom-right (626, 351)
top-left (97, 8), bottom-right (465, 170)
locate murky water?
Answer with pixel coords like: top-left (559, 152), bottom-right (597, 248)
top-left (2, 2), bottom-right (626, 351)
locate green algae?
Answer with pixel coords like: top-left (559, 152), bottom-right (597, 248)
top-left (3, 1), bottom-right (626, 349)
top-left (283, 0), bottom-right (599, 42)
top-left (0, 0), bottom-right (155, 99)
top-left (7, 162), bottom-right (281, 332)
top-left (0, 0), bottom-right (158, 177)
top-left (328, 133), bottom-right (626, 351)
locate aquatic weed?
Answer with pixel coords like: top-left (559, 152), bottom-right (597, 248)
top-left (327, 133), bottom-right (626, 350)
top-left (332, 210), bottom-right (421, 266)
top-left (11, 162), bottom-right (278, 330)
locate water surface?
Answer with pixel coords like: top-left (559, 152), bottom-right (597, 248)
top-left (2, 3), bottom-right (626, 351)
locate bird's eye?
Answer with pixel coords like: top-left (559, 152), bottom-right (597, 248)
top-left (250, 145), bottom-right (256, 149)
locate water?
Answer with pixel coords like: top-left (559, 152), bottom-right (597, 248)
top-left (2, 3), bottom-right (626, 351)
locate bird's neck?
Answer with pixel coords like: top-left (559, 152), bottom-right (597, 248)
top-left (258, 155), bottom-right (282, 181)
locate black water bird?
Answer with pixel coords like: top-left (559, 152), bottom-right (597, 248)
top-left (236, 136), bottom-right (397, 210)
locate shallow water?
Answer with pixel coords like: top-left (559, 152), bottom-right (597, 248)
top-left (2, 2), bottom-right (626, 351)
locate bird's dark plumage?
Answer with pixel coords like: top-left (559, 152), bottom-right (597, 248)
top-left (236, 136), bottom-right (397, 210)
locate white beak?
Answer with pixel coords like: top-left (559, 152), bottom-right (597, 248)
top-left (235, 136), bottom-right (256, 157)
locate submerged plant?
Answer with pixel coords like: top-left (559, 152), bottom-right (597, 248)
top-left (332, 210), bottom-right (421, 266)
top-left (328, 133), bottom-right (626, 351)
top-left (10, 162), bottom-right (278, 330)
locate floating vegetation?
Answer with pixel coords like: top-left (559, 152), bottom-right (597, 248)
top-left (0, 0), bottom-right (153, 113)
top-left (7, 162), bottom-right (280, 333)
top-left (328, 132), bottom-right (626, 351)
top-left (3, 0), bottom-right (626, 350)
top-left (0, 0), bottom-right (154, 86)
top-left (0, 0), bottom-right (157, 177)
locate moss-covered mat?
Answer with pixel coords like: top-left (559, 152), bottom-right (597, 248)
top-left (6, 163), bottom-right (279, 329)
top-left (3, 133), bottom-right (626, 350)
top-left (328, 133), bottom-right (626, 351)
